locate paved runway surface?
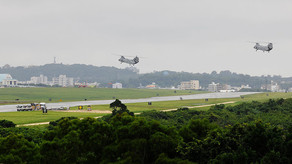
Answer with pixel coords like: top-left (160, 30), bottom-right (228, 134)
top-left (0, 92), bottom-right (258, 112)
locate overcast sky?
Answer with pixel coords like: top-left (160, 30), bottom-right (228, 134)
top-left (1, 0), bottom-right (292, 76)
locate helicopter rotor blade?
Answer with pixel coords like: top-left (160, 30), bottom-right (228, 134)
top-left (247, 41), bottom-right (274, 44)
top-left (136, 56), bottom-right (147, 59)
top-left (111, 53), bottom-right (125, 57)
top-left (112, 53), bottom-right (146, 58)
top-left (247, 41), bottom-right (258, 44)
top-left (259, 41), bottom-right (274, 44)
top-left (111, 53), bottom-right (135, 58)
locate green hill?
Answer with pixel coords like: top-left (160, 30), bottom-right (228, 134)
top-left (1, 64), bottom-right (292, 89)
top-left (0, 64), bottom-right (138, 84)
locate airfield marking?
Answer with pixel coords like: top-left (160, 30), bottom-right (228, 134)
top-left (60, 110), bottom-right (111, 113)
top-left (161, 101), bottom-right (236, 112)
top-left (16, 101), bottom-right (236, 127)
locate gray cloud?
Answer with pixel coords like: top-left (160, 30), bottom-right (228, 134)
top-left (1, 0), bottom-right (292, 76)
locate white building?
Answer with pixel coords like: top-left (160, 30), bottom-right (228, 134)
top-left (208, 82), bottom-right (218, 92)
top-left (52, 75), bottom-right (74, 87)
top-left (208, 82), bottom-right (233, 92)
top-left (180, 80), bottom-right (200, 90)
top-left (0, 74), bottom-right (18, 87)
top-left (261, 81), bottom-right (280, 92)
top-left (30, 74), bottom-right (48, 85)
top-left (241, 85), bottom-right (251, 89)
top-left (270, 81), bottom-right (280, 92)
top-left (112, 83), bottom-right (123, 89)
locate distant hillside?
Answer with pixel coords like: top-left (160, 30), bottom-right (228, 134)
top-left (0, 64), bottom-right (139, 84)
top-left (127, 70), bottom-right (290, 89)
top-left (1, 64), bottom-right (291, 89)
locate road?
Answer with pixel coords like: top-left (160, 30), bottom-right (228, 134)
top-left (0, 92), bottom-right (257, 112)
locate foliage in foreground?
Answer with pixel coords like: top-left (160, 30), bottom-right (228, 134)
top-left (0, 98), bottom-right (292, 163)
top-left (0, 119), bottom-right (15, 128)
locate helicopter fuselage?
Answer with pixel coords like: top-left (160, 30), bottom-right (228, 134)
top-left (254, 43), bottom-right (273, 52)
top-left (118, 56), bottom-right (139, 66)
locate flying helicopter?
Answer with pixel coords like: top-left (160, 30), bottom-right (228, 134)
top-left (117, 55), bottom-right (139, 66)
top-left (252, 42), bottom-right (273, 52)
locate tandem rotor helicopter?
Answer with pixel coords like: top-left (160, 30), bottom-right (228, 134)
top-left (113, 54), bottom-right (140, 66)
top-left (250, 42), bottom-right (273, 52)
top-left (119, 56), bottom-right (139, 66)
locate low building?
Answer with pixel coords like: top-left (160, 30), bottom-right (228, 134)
top-left (218, 84), bottom-right (231, 91)
top-left (0, 74), bottom-right (18, 87)
top-left (180, 80), bottom-right (200, 90)
top-left (52, 75), bottom-right (74, 87)
top-left (112, 83), bottom-right (122, 89)
top-left (261, 84), bottom-right (271, 90)
top-left (146, 82), bottom-right (158, 89)
top-left (261, 81), bottom-right (280, 92)
top-left (270, 81), bottom-right (280, 92)
top-left (208, 82), bottom-right (231, 92)
top-left (29, 74), bottom-right (48, 85)
top-left (208, 82), bottom-right (218, 92)
top-left (241, 85), bottom-right (251, 89)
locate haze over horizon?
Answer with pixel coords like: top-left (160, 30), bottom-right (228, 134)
top-left (1, 62), bottom-right (288, 79)
top-left (1, 1), bottom-right (292, 77)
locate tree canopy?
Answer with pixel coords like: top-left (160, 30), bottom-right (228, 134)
top-left (1, 98), bottom-right (292, 163)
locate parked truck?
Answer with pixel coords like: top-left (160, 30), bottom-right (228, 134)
top-left (16, 104), bottom-right (33, 111)
top-left (17, 103), bottom-right (46, 111)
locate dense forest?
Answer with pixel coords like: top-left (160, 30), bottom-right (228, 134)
top-left (1, 64), bottom-right (292, 88)
top-left (1, 98), bottom-right (292, 163)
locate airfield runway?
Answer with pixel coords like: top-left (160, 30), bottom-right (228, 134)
top-left (0, 92), bottom-right (257, 112)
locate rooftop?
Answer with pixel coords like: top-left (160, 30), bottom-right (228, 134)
top-left (0, 74), bottom-right (13, 82)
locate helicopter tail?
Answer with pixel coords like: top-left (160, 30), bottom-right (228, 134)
top-left (268, 43), bottom-right (273, 51)
top-left (133, 56), bottom-right (139, 64)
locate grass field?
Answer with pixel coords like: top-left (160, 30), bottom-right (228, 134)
top-left (71, 92), bottom-right (292, 112)
top-left (0, 87), bottom-right (202, 104)
top-left (0, 111), bottom-right (106, 125)
top-left (2, 92), bottom-right (292, 126)
top-left (70, 98), bottom-right (238, 113)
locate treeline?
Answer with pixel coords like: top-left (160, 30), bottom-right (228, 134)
top-left (2, 64), bottom-right (292, 88)
top-left (127, 70), bottom-right (292, 89)
top-left (0, 64), bottom-right (139, 84)
top-left (1, 98), bottom-right (292, 163)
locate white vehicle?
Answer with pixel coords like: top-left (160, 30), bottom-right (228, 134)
top-left (16, 105), bottom-right (23, 111)
top-left (40, 103), bottom-right (46, 109)
top-left (40, 102), bottom-right (47, 113)
top-left (16, 104), bottom-right (32, 111)
top-left (25, 104), bottom-right (33, 111)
